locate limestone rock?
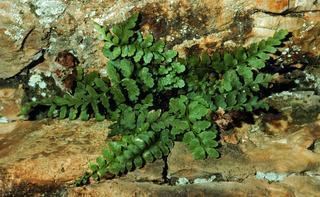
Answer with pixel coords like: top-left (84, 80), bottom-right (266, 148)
top-left (0, 120), bottom-right (167, 195)
top-left (0, 86), bottom-right (24, 121)
top-left (68, 176), bottom-right (320, 197)
top-left (0, 1), bottom-right (48, 79)
top-left (0, 120), bottom-right (109, 194)
top-left (239, 121), bottom-right (320, 172)
top-left (168, 142), bottom-right (255, 182)
top-left (254, 0), bottom-right (289, 13)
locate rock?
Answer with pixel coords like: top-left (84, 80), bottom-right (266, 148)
top-left (31, 0), bottom-right (67, 28)
top-left (2, 0), bottom-right (320, 80)
top-left (254, 0), bottom-right (320, 13)
top-left (124, 159), bottom-right (165, 183)
top-left (0, 1), bottom-right (48, 79)
top-left (247, 12), bottom-right (304, 43)
top-left (0, 120), bottom-right (109, 194)
top-left (266, 91), bottom-right (320, 124)
top-left (240, 121), bottom-right (320, 173)
top-left (168, 142), bottom-right (255, 182)
top-left (0, 120), bottom-right (168, 195)
top-left (254, 0), bottom-right (289, 13)
top-left (168, 121), bottom-right (320, 182)
top-left (281, 175), bottom-right (320, 197)
top-left (0, 86), bottom-right (24, 121)
top-left (68, 175), bottom-right (320, 197)
top-left (290, 0), bottom-right (320, 12)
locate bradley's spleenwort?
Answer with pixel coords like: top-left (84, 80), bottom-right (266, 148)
top-left (20, 13), bottom-right (288, 186)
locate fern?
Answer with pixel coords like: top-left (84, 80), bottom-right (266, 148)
top-left (21, 68), bottom-right (111, 121)
top-left (185, 30), bottom-right (288, 112)
top-left (20, 13), bottom-right (288, 186)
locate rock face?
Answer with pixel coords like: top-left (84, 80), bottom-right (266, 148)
top-left (0, 1), bottom-right (48, 79)
top-left (0, 0), bottom-right (320, 80)
top-left (1, 0), bottom-right (320, 196)
top-left (0, 86), bottom-right (24, 121)
top-left (0, 120), bottom-right (109, 195)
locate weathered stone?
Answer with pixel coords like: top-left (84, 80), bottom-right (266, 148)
top-left (168, 121), bottom-right (320, 182)
top-left (289, 0), bottom-right (320, 11)
top-left (240, 121), bottom-right (320, 173)
top-left (168, 142), bottom-right (255, 181)
top-left (124, 159), bottom-right (165, 183)
top-left (0, 120), bottom-right (109, 193)
top-left (266, 91), bottom-right (320, 124)
top-left (1, 0), bottom-right (320, 195)
top-left (68, 176), bottom-right (320, 197)
top-left (0, 86), bottom-right (24, 121)
top-left (0, 1), bottom-right (48, 79)
top-left (255, 0), bottom-right (289, 13)
top-left (0, 120), bottom-right (168, 194)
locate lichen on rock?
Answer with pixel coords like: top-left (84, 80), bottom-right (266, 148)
top-left (31, 0), bottom-right (66, 27)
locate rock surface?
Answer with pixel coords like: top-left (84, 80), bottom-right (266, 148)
top-left (0, 86), bottom-right (24, 121)
top-left (68, 175), bottom-right (320, 197)
top-left (0, 120), bottom-right (166, 196)
top-left (0, 1), bottom-right (47, 79)
top-left (0, 113), bottom-right (320, 196)
top-left (0, 120), bottom-right (108, 195)
top-left (1, 0), bottom-right (320, 79)
top-left (1, 0), bottom-right (320, 196)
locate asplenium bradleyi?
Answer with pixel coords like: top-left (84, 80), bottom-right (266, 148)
top-left (20, 13), bottom-right (288, 186)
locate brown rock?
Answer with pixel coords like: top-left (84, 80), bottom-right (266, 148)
top-left (0, 120), bottom-right (109, 193)
top-left (124, 159), bottom-right (165, 183)
top-left (0, 119), bottom-right (168, 195)
top-left (240, 122), bottom-right (320, 172)
top-left (282, 175), bottom-right (320, 197)
top-left (255, 0), bottom-right (289, 13)
top-left (0, 86), bottom-right (24, 121)
top-left (0, 1), bottom-right (48, 79)
top-left (168, 142), bottom-right (255, 181)
top-left (68, 176), bottom-right (320, 197)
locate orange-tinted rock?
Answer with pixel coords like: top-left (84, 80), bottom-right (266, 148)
top-left (240, 122), bottom-right (320, 172)
top-left (0, 120), bottom-right (108, 193)
top-left (255, 0), bottom-right (289, 13)
top-left (168, 142), bottom-right (256, 181)
top-left (68, 176), bottom-right (320, 197)
top-left (0, 86), bottom-right (24, 121)
top-left (0, 1), bottom-right (48, 79)
top-left (0, 120), bottom-right (166, 195)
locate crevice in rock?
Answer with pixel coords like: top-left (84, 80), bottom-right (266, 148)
top-left (1, 182), bottom-right (67, 197)
top-left (252, 8), bottom-right (320, 17)
top-left (0, 49), bottom-right (45, 88)
top-left (19, 28), bottom-right (35, 51)
top-left (161, 156), bottom-right (169, 184)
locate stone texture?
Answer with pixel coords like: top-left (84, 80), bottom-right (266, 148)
top-left (255, 0), bottom-right (289, 13)
top-left (168, 142), bottom-right (255, 182)
top-left (0, 120), bottom-right (166, 195)
top-left (0, 120), bottom-right (109, 194)
top-left (0, 1), bottom-right (48, 79)
top-left (68, 176), bottom-right (320, 197)
top-left (1, 0), bottom-right (320, 196)
top-left (0, 86), bottom-right (24, 121)
top-left (1, 0), bottom-right (320, 80)
top-left (167, 121), bottom-right (320, 195)
top-left (240, 122), bottom-right (320, 172)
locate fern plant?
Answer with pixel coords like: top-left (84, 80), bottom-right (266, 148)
top-left (21, 68), bottom-right (111, 121)
top-left (20, 13), bottom-right (288, 186)
top-left (184, 30), bottom-right (288, 112)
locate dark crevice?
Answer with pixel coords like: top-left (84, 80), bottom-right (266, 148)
top-left (19, 28), bottom-right (35, 51)
top-left (252, 8), bottom-right (320, 17)
top-left (0, 49), bottom-right (45, 88)
top-left (162, 156), bottom-right (169, 184)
